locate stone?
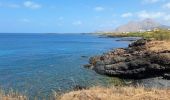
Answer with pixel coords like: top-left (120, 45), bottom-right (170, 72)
top-left (83, 64), bottom-right (93, 69)
top-left (73, 85), bottom-right (87, 91)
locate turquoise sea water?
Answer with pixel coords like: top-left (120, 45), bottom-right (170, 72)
top-left (0, 33), bottom-right (129, 98)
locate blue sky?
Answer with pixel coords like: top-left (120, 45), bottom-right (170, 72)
top-left (0, 0), bottom-right (170, 33)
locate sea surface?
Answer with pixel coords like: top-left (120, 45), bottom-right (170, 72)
top-left (0, 33), bottom-right (129, 98)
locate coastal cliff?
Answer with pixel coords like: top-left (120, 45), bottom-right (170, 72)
top-left (86, 39), bottom-right (170, 79)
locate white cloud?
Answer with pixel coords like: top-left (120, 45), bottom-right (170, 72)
top-left (163, 2), bottom-right (170, 9)
top-left (58, 17), bottom-right (64, 21)
top-left (94, 6), bottom-right (105, 12)
top-left (0, 1), bottom-right (42, 9)
top-left (164, 14), bottom-right (170, 21)
top-left (0, 2), bottom-right (20, 8)
top-left (121, 12), bottom-right (133, 18)
top-left (23, 1), bottom-right (42, 9)
top-left (20, 18), bottom-right (30, 23)
top-left (56, 17), bottom-right (64, 26)
top-left (134, 10), bottom-right (170, 22)
top-left (137, 10), bottom-right (165, 19)
top-left (7, 4), bottom-right (20, 8)
top-left (72, 21), bottom-right (83, 26)
top-left (142, 0), bottom-right (160, 4)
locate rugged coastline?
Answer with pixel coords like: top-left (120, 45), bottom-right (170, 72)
top-left (85, 38), bottom-right (170, 81)
top-left (1, 37), bottom-right (170, 100)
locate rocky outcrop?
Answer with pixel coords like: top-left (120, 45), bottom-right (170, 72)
top-left (85, 39), bottom-right (170, 79)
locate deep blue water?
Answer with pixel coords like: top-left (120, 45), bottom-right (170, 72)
top-left (0, 33), bottom-right (129, 98)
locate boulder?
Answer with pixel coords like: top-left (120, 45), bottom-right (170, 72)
top-left (129, 39), bottom-right (147, 47)
top-left (83, 64), bottom-right (93, 69)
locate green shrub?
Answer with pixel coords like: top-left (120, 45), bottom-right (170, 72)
top-left (126, 29), bottom-right (170, 41)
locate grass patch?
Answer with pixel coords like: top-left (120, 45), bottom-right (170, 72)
top-left (0, 88), bottom-right (27, 100)
top-left (1, 86), bottom-right (170, 100)
top-left (127, 30), bottom-right (170, 41)
top-left (107, 29), bottom-right (170, 41)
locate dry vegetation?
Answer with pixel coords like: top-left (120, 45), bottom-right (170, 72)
top-left (59, 86), bottom-right (170, 100)
top-left (0, 96), bottom-right (27, 100)
top-left (143, 40), bottom-right (170, 52)
top-left (0, 89), bottom-right (27, 100)
top-left (1, 86), bottom-right (170, 100)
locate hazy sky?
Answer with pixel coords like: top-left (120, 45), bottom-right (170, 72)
top-left (0, 0), bottom-right (170, 33)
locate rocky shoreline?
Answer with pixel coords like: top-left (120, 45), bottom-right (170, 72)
top-left (85, 39), bottom-right (170, 80)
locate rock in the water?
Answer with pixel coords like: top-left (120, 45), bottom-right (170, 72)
top-left (73, 85), bottom-right (87, 91)
top-left (83, 64), bottom-right (93, 69)
top-left (81, 55), bottom-right (88, 58)
top-left (132, 77), bottom-right (170, 89)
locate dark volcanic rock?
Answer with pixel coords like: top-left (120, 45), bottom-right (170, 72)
top-left (85, 39), bottom-right (170, 79)
top-left (150, 53), bottom-right (170, 65)
top-left (127, 59), bottom-right (150, 69)
top-left (129, 39), bottom-right (147, 47)
top-left (81, 55), bottom-right (88, 58)
top-left (89, 56), bottom-right (101, 65)
top-left (83, 64), bottom-right (93, 69)
top-left (73, 85), bottom-right (87, 91)
top-left (163, 73), bottom-right (170, 80)
top-left (116, 37), bottom-right (142, 42)
top-left (132, 77), bottom-right (170, 89)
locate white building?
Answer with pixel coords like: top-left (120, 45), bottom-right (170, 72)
top-left (147, 29), bottom-right (152, 32)
top-left (139, 29), bottom-right (146, 33)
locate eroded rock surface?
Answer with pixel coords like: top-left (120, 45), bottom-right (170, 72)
top-left (86, 39), bottom-right (170, 79)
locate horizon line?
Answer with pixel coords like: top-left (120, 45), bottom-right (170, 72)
top-left (0, 32), bottom-right (94, 34)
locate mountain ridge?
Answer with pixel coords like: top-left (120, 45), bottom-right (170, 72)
top-left (114, 18), bottom-right (170, 33)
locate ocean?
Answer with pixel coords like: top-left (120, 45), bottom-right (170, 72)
top-left (0, 33), bottom-right (129, 98)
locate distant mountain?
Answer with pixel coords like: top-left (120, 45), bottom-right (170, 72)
top-left (114, 18), bottom-right (170, 33)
